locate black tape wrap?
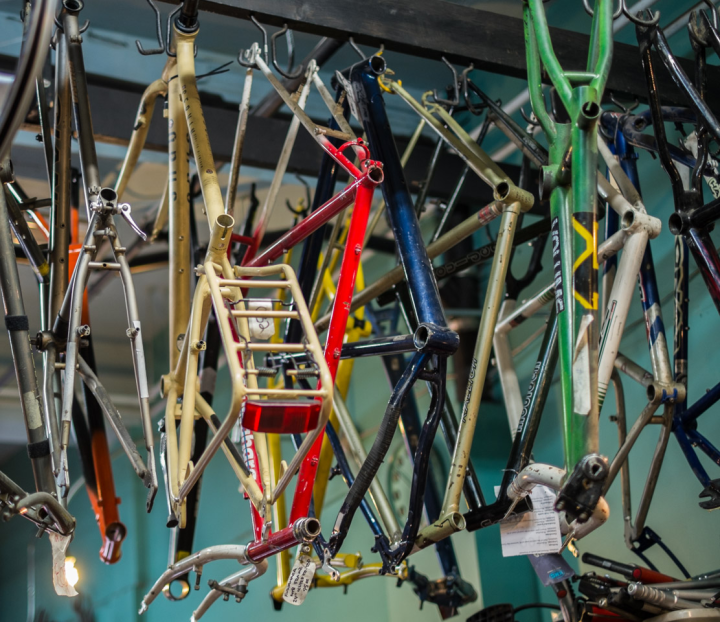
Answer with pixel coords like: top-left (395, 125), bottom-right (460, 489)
top-left (27, 439), bottom-right (50, 459)
top-left (5, 314), bottom-right (29, 332)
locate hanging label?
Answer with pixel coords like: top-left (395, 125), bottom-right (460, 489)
top-left (248, 301), bottom-right (275, 341)
top-left (49, 532), bottom-right (78, 597)
top-left (335, 71), bottom-right (360, 123)
top-left (496, 485), bottom-right (562, 557)
top-left (283, 553), bottom-right (316, 605)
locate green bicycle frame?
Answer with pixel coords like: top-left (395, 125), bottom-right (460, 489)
top-left (525, 0), bottom-right (613, 470)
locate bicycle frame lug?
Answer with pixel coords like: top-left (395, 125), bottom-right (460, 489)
top-left (620, 208), bottom-right (662, 240)
top-left (576, 88), bottom-right (601, 131)
top-left (540, 164), bottom-right (570, 199)
top-left (293, 516), bottom-right (322, 543)
top-left (207, 214), bottom-right (234, 260)
top-left (34, 330), bottom-right (52, 351)
top-left (412, 323), bottom-right (459, 355)
top-left (411, 511), bottom-right (465, 555)
top-left (495, 183), bottom-right (534, 212)
top-left (555, 453), bottom-right (609, 524)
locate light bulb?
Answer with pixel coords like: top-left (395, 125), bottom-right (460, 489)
top-left (64, 556), bottom-right (79, 587)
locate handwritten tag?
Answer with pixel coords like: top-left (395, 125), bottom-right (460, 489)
top-left (49, 532), bottom-right (78, 597)
top-left (248, 301), bottom-right (275, 341)
top-left (283, 553), bottom-right (316, 606)
top-left (496, 485), bottom-right (562, 557)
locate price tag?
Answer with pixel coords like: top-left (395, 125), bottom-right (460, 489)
top-left (495, 485), bottom-right (562, 557)
top-left (283, 547), bottom-right (316, 606)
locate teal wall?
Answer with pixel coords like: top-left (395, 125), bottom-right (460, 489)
top-left (3, 2), bottom-right (720, 621)
top-left (3, 150), bottom-right (720, 620)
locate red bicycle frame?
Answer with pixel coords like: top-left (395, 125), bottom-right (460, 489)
top-left (234, 139), bottom-right (382, 562)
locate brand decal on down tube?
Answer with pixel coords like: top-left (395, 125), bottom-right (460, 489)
top-left (551, 217), bottom-right (565, 314)
top-left (572, 212), bottom-right (598, 311)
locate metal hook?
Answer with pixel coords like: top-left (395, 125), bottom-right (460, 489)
top-left (165, 5), bottom-right (181, 57)
top-left (285, 198), bottom-right (308, 219)
top-left (349, 37), bottom-right (365, 59)
top-left (295, 173), bottom-right (311, 209)
top-left (238, 42), bottom-right (260, 68)
top-left (433, 57), bottom-right (459, 107)
top-left (136, 0), bottom-right (165, 55)
top-left (701, 0), bottom-right (719, 29)
top-left (688, 2), bottom-right (719, 49)
top-left (461, 66), bottom-right (487, 116)
top-left (348, 37), bottom-right (384, 60)
top-left (54, 15), bottom-right (90, 33)
top-left (237, 15), bottom-right (269, 68)
top-left (583, 0), bottom-right (623, 20)
top-left (608, 92), bottom-right (639, 114)
top-left (519, 106), bottom-right (540, 127)
top-left (270, 24), bottom-right (304, 79)
top-left (620, 0), bottom-right (660, 26)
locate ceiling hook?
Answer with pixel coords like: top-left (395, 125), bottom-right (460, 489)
top-left (271, 24), bottom-right (304, 79)
top-left (238, 15), bottom-right (269, 68)
top-left (136, 0), bottom-right (166, 55)
top-left (432, 57), bottom-right (459, 107)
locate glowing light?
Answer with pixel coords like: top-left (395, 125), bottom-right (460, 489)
top-left (64, 557), bottom-right (79, 587)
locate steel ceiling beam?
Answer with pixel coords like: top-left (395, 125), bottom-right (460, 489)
top-left (4, 55), bottom-right (517, 208)
top-left (156, 0), bottom-right (720, 110)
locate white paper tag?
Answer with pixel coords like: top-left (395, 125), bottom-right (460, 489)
top-left (283, 554), bottom-right (316, 605)
top-left (495, 485), bottom-right (562, 558)
top-left (334, 71), bottom-right (359, 123)
top-left (49, 532), bottom-right (78, 597)
top-left (248, 301), bottom-right (275, 341)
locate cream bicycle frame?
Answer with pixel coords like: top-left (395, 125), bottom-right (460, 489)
top-left (160, 25), bottom-right (335, 527)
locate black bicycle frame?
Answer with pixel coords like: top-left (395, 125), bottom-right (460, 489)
top-left (370, 300), bottom-right (477, 612)
top-left (641, 19), bottom-right (720, 146)
top-left (318, 55), bottom-right (458, 571)
top-left (637, 21), bottom-right (720, 314)
top-left (637, 20), bottom-right (720, 507)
